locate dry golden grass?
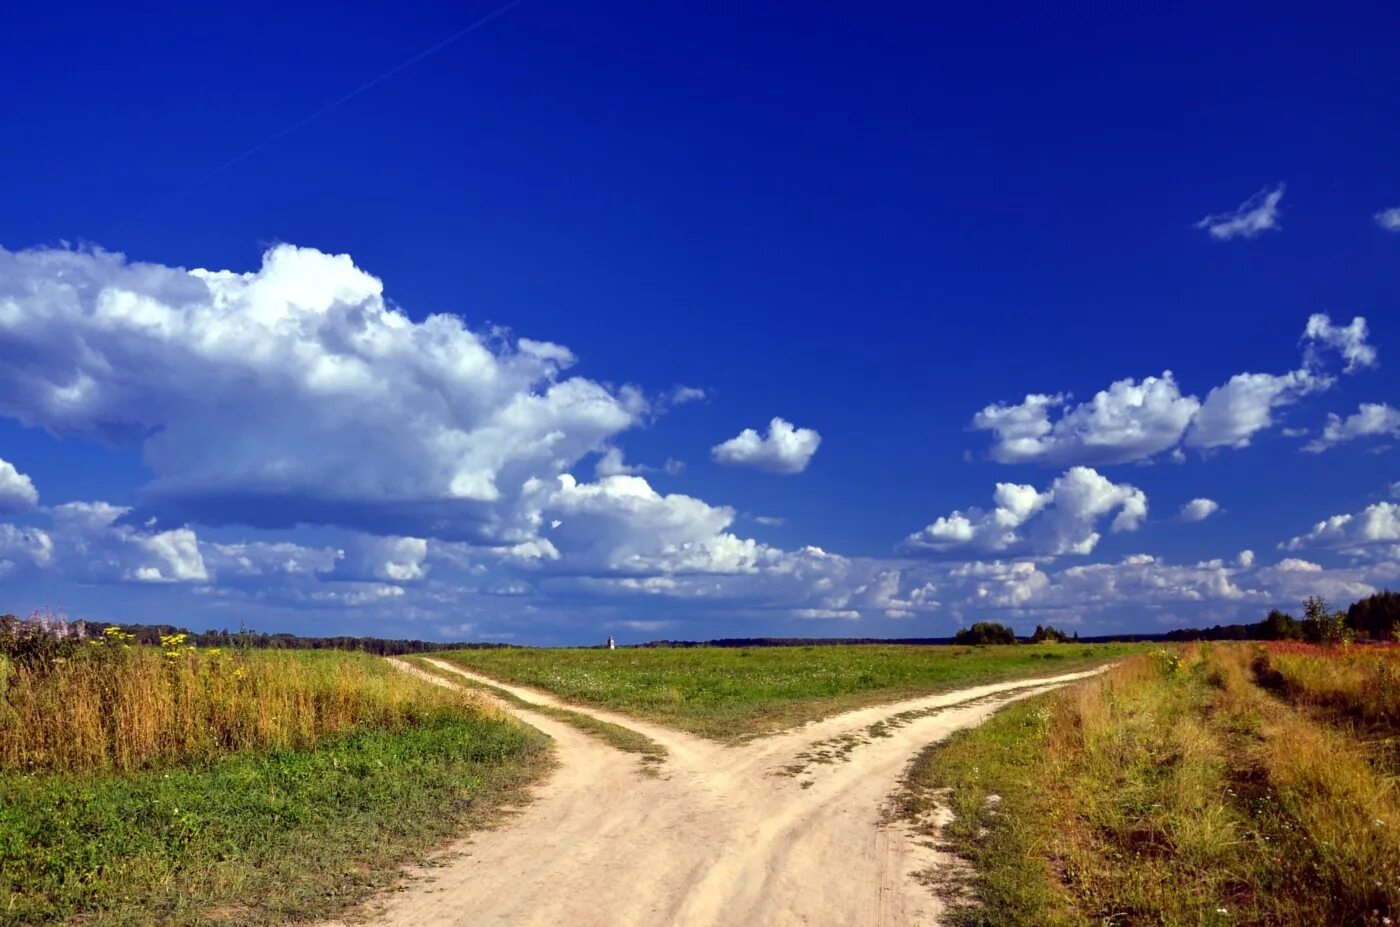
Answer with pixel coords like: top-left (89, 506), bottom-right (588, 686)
top-left (0, 638), bottom-right (476, 773)
top-left (911, 643), bottom-right (1400, 926)
top-left (1257, 641), bottom-right (1400, 732)
top-left (1219, 644), bottom-right (1400, 917)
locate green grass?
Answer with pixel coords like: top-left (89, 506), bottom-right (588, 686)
top-left (1, 693), bottom-right (549, 926)
top-left (900, 645), bottom-right (1400, 926)
top-left (411, 658), bottom-right (667, 770)
top-left (433, 643), bottom-right (1146, 740)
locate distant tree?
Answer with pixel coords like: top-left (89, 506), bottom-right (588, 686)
top-left (1257, 609), bottom-right (1302, 641)
top-left (953, 622), bottom-right (1017, 646)
top-left (1301, 596), bottom-right (1352, 646)
top-left (1346, 590), bottom-right (1399, 641)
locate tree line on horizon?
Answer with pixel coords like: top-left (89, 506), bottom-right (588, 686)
top-left (1158, 590), bottom-right (1399, 644)
top-left (4, 590), bottom-right (1395, 655)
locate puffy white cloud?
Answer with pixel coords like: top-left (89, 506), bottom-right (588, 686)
top-left (904, 467), bottom-right (1147, 557)
top-left (1282, 501), bottom-right (1400, 553)
top-left (1184, 368), bottom-right (1330, 449)
top-left (711, 417), bottom-right (821, 474)
top-left (1303, 314), bottom-right (1377, 372)
top-left (972, 373), bottom-right (1198, 466)
top-left (944, 560), bottom-right (1051, 608)
top-left (1195, 183), bottom-right (1285, 240)
top-left (1375, 207), bottom-right (1400, 232)
top-left (0, 244), bottom-right (646, 540)
top-left (1303, 403), bottom-right (1400, 453)
top-left (973, 315), bottom-right (1370, 464)
top-left (129, 528), bottom-right (206, 583)
top-left (1180, 498), bottom-right (1220, 522)
top-left (0, 458), bottom-right (38, 513)
top-left (1237, 549), bottom-right (1255, 567)
top-left (532, 473), bottom-right (773, 575)
top-left (361, 536), bottom-right (429, 581)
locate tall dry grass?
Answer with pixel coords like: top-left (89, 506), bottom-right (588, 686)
top-left (1037, 648), bottom-right (1257, 918)
top-left (1256, 641), bottom-right (1400, 732)
top-left (891, 641), bottom-right (1400, 924)
top-left (1216, 644), bottom-right (1400, 918)
top-left (0, 641), bottom-right (473, 773)
top-left (1027, 645), bottom-right (1398, 923)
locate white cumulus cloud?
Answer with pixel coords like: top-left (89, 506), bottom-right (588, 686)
top-left (1281, 501), bottom-right (1400, 553)
top-left (711, 417), bottom-right (821, 474)
top-left (974, 315), bottom-right (1373, 464)
top-left (1196, 183), bottom-right (1285, 240)
top-left (1375, 207), bottom-right (1400, 232)
top-left (971, 373), bottom-right (1198, 466)
top-left (1303, 314), bottom-right (1377, 372)
top-left (1303, 403), bottom-right (1400, 453)
top-left (0, 243), bottom-right (647, 541)
top-left (1180, 498), bottom-right (1220, 522)
top-left (904, 467), bottom-right (1147, 557)
top-left (531, 473), bottom-right (774, 575)
top-left (0, 458), bottom-right (38, 513)
top-left (1184, 368), bottom-right (1330, 449)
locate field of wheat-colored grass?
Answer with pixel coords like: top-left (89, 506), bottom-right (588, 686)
top-left (0, 630), bottom-right (481, 773)
top-left (904, 642), bottom-right (1400, 927)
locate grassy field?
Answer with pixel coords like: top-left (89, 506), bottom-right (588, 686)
top-left (433, 642), bottom-right (1147, 739)
top-left (1, 635), bottom-right (549, 926)
top-left (900, 643), bottom-right (1400, 926)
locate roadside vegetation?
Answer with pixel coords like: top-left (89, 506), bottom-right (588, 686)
top-left (902, 639), bottom-right (1400, 926)
top-left (434, 642), bottom-right (1146, 739)
top-left (0, 613), bottom-right (549, 927)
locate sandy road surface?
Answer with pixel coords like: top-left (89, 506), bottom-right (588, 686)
top-left (330, 660), bottom-right (1103, 927)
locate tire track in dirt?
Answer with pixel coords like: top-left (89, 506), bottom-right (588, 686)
top-left (329, 662), bottom-right (1106, 927)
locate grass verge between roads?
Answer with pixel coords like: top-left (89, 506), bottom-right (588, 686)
top-left (1, 643), bottom-right (550, 927)
top-left (433, 642), bottom-right (1146, 740)
top-left (412, 657), bottom-right (667, 771)
top-left (898, 643), bottom-right (1400, 926)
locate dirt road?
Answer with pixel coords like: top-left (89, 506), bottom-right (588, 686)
top-left (333, 661), bottom-right (1102, 927)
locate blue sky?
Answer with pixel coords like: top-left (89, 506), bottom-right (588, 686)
top-left (1, 2), bottom-right (1397, 643)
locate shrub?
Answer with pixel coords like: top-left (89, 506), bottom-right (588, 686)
top-left (1029, 624), bottom-right (1070, 643)
top-left (0, 610), bottom-right (90, 669)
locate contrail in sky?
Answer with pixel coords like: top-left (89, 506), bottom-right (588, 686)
top-left (113, 0), bottom-right (526, 233)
